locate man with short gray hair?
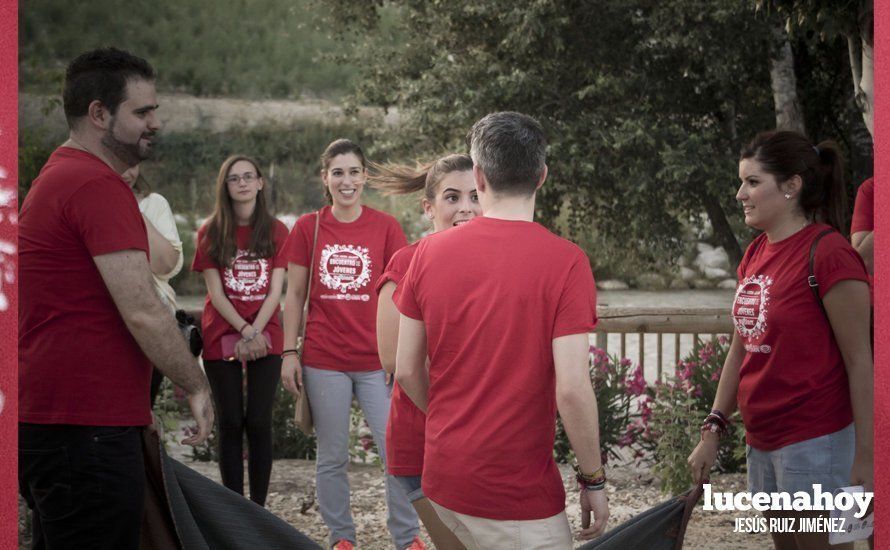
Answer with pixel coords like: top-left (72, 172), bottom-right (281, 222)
top-left (394, 111), bottom-right (609, 548)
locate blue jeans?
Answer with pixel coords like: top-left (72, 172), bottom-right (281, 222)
top-left (747, 423), bottom-right (855, 493)
top-left (303, 366), bottom-right (419, 548)
top-left (19, 424), bottom-right (145, 550)
top-left (394, 475), bottom-right (425, 503)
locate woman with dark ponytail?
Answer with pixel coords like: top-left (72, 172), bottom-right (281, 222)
top-left (370, 153), bottom-right (479, 550)
top-left (688, 131), bottom-right (872, 550)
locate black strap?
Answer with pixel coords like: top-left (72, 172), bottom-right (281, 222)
top-left (808, 228), bottom-right (836, 318)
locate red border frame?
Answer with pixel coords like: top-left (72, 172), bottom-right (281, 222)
top-left (0, 0), bottom-right (17, 548)
top-left (0, 2), bottom-right (886, 548)
top-left (872, 0), bottom-right (887, 545)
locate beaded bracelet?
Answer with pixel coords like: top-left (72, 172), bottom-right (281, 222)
top-left (573, 464), bottom-right (607, 490)
top-left (242, 328), bottom-right (259, 343)
top-left (700, 411), bottom-right (728, 439)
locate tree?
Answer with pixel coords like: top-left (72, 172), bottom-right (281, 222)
top-left (757, 0), bottom-right (873, 138)
top-left (769, 22), bottom-right (807, 134)
top-left (325, 0), bottom-right (779, 271)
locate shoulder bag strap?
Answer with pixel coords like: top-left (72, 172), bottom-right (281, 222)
top-left (297, 211), bottom-right (320, 358)
top-left (808, 228), bottom-right (836, 318)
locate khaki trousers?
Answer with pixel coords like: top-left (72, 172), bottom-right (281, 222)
top-left (430, 500), bottom-right (573, 550)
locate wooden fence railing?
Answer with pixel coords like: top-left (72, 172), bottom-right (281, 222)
top-left (594, 306), bottom-right (733, 381)
top-left (184, 305), bottom-right (734, 381)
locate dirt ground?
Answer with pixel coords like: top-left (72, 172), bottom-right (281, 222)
top-left (19, 457), bottom-right (869, 549)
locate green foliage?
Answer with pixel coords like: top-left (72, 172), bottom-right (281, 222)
top-left (19, 0), bottom-right (363, 98)
top-left (554, 348), bottom-right (639, 466)
top-left (755, 0), bottom-right (871, 43)
top-left (271, 386), bottom-right (318, 460)
top-left (634, 338), bottom-right (746, 494)
top-left (324, 0), bottom-right (786, 270)
top-left (18, 127), bottom-right (55, 203)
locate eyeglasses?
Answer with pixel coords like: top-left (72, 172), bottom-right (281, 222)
top-left (225, 172), bottom-right (258, 185)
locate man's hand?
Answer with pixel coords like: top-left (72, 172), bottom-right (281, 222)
top-left (578, 488), bottom-right (609, 540)
top-left (281, 354), bottom-right (303, 395)
top-left (182, 388), bottom-right (214, 446)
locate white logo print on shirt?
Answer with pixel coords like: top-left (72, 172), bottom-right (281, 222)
top-left (733, 274), bottom-right (772, 349)
top-left (224, 249), bottom-right (270, 302)
top-left (319, 244), bottom-right (372, 294)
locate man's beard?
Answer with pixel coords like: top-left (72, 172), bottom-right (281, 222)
top-left (101, 119), bottom-right (152, 167)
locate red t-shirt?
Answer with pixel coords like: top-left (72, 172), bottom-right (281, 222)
top-left (283, 206), bottom-right (408, 371)
top-left (733, 224), bottom-right (868, 450)
top-left (850, 178), bottom-right (874, 234)
top-left (19, 147), bottom-right (152, 426)
top-left (192, 221), bottom-right (289, 361)
top-left (394, 216), bottom-right (598, 520)
top-left (375, 242), bottom-right (424, 476)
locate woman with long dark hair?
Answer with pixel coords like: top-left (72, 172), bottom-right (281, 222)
top-left (688, 131), bottom-right (872, 550)
top-left (192, 155), bottom-right (289, 506)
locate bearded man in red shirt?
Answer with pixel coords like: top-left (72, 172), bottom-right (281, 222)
top-left (18, 48), bottom-right (214, 550)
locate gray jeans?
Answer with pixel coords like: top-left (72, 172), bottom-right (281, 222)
top-left (303, 366), bottom-right (419, 548)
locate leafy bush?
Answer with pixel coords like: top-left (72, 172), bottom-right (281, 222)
top-left (271, 386), bottom-right (318, 460)
top-left (554, 347), bottom-right (639, 465)
top-left (629, 337), bottom-right (746, 494)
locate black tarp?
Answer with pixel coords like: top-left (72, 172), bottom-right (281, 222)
top-left (140, 429), bottom-right (321, 550)
top-left (580, 485), bottom-right (703, 550)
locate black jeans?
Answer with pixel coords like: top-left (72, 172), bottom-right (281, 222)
top-left (19, 423), bottom-right (145, 550)
top-left (204, 354), bottom-right (281, 506)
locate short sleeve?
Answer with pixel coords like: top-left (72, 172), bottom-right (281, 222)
top-left (140, 193), bottom-right (183, 279)
top-left (282, 213), bottom-right (315, 267)
top-left (375, 243), bottom-right (416, 294)
top-left (272, 220), bottom-right (290, 269)
top-left (384, 216), bottom-right (409, 266)
top-left (191, 224), bottom-right (217, 272)
top-left (815, 234), bottom-right (869, 298)
top-left (66, 175), bottom-right (148, 257)
top-left (393, 243), bottom-right (424, 321)
top-left (552, 251), bottom-right (598, 339)
top-left (850, 178), bottom-right (874, 234)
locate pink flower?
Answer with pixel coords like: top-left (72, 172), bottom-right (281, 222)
top-left (698, 344), bottom-right (714, 363)
top-left (678, 362), bottom-right (695, 382)
top-left (625, 365), bottom-right (647, 396)
top-left (639, 399), bottom-right (653, 423)
top-left (360, 435), bottom-right (374, 451)
top-left (618, 431), bottom-right (635, 447)
top-left (718, 335), bottom-right (729, 345)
